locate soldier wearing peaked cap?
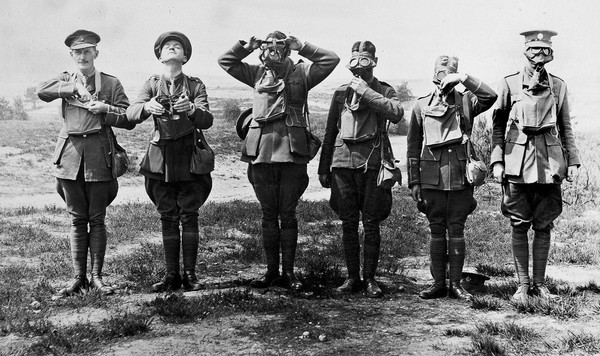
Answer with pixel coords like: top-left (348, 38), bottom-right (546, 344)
top-left (407, 55), bottom-right (497, 301)
top-left (127, 31), bottom-right (214, 293)
top-left (491, 30), bottom-right (580, 302)
top-left (37, 29), bottom-right (135, 297)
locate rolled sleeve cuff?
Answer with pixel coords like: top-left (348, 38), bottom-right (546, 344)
top-left (232, 41), bottom-right (253, 58)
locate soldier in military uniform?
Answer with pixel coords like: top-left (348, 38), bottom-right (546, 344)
top-left (127, 31), bottom-right (214, 292)
top-left (318, 41), bottom-right (404, 298)
top-left (491, 30), bottom-right (580, 302)
top-left (407, 56), bottom-right (497, 301)
top-left (218, 31), bottom-right (339, 291)
top-left (37, 30), bottom-right (135, 296)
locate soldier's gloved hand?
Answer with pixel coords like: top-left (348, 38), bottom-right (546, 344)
top-left (286, 36), bottom-right (304, 51)
top-left (493, 163), bottom-right (505, 184)
top-left (75, 83), bottom-right (92, 102)
top-left (144, 97), bottom-right (166, 116)
top-left (410, 185), bottom-right (422, 202)
top-left (566, 165), bottom-right (578, 182)
top-left (318, 173), bottom-right (331, 188)
top-left (439, 73), bottom-right (467, 94)
top-left (244, 36), bottom-right (262, 51)
top-left (87, 101), bottom-right (109, 114)
top-left (349, 76), bottom-right (370, 96)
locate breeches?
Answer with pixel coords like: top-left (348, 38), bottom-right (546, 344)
top-left (501, 182), bottom-right (562, 231)
top-left (56, 174), bottom-right (118, 229)
top-left (330, 168), bottom-right (392, 230)
top-left (145, 175), bottom-right (212, 225)
top-left (247, 163), bottom-right (309, 230)
top-left (421, 188), bottom-right (477, 236)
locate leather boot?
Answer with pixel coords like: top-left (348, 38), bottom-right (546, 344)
top-left (363, 223), bottom-right (382, 298)
top-left (89, 225), bottom-right (113, 295)
top-left (419, 283), bottom-right (448, 299)
top-left (152, 271), bottom-right (182, 292)
top-left (251, 227), bottom-right (281, 288)
top-left (448, 282), bottom-right (473, 301)
top-left (161, 219), bottom-right (181, 281)
top-left (512, 226), bottom-right (531, 287)
top-left (511, 284), bottom-right (530, 303)
top-left (532, 230), bottom-right (551, 289)
top-left (448, 235), bottom-right (471, 301)
top-left (58, 275), bottom-right (89, 297)
top-left (423, 231), bottom-right (448, 299)
top-left (90, 274), bottom-right (114, 295)
top-left (340, 221), bottom-right (361, 292)
top-left (182, 270), bottom-right (203, 291)
top-left (281, 229), bottom-right (302, 291)
top-left (336, 277), bottom-right (362, 294)
top-left (69, 223), bottom-right (89, 280)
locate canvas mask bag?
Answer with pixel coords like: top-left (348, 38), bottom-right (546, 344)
top-left (252, 69), bottom-right (287, 124)
top-left (339, 87), bottom-right (378, 143)
top-left (422, 94), bottom-right (463, 148)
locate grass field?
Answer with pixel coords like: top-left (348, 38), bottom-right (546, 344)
top-left (1, 92), bottom-right (600, 355)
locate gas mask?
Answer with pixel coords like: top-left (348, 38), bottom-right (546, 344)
top-left (259, 39), bottom-right (290, 70)
top-left (347, 52), bottom-right (376, 78)
top-left (524, 47), bottom-right (554, 68)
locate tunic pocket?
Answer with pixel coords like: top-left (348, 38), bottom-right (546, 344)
top-left (52, 134), bottom-right (69, 165)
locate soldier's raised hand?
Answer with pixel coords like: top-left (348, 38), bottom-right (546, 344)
top-left (245, 36), bottom-right (262, 51)
top-left (75, 83), bottom-right (92, 102)
top-left (144, 97), bottom-right (166, 116)
top-left (439, 73), bottom-right (466, 93)
top-left (349, 76), bottom-right (369, 95)
top-left (286, 36), bottom-right (303, 51)
top-left (87, 100), bottom-right (109, 114)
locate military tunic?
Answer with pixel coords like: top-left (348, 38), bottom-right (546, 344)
top-left (38, 71), bottom-right (134, 181)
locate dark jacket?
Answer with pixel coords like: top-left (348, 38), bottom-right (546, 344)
top-left (407, 75), bottom-right (497, 190)
top-left (318, 78), bottom-right (404, 174)
top-left (127, 73), bottom-right (214, 182)
top-left (218, 41), bottom-right (340, 164)
top-left (491, 69), bottom-right (580, 184)
top-left (37, 71), bottom-right (134, 181)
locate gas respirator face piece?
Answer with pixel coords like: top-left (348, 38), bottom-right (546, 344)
top-left (524, 47), bottom-right (554, 67)
top-left (259, 39), bottom-right (290, 68)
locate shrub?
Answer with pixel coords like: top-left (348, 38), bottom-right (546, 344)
top-left (222, 98), bottom-right (242, 122)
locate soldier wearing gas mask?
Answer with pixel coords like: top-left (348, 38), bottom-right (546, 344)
top-left (318, 41), bottom-right (404, 298)
top-left (218, 31), bottom-right (339, 291)
top-left (407, 56), bottom-right (497, 301)
top-left (491, 30), bottom-right (580, 302)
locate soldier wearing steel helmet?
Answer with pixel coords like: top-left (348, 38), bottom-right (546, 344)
top-left (37, 29), bottom-right (135, 296)
top-left (127, 31), bottom-right (214, 293)
top-left (491, 30), bottom-right (580, 302)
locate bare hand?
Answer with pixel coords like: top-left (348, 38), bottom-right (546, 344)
top-left (410, 185), bottom-right (422, 202)
top-left (87, 100), bottom-right (109, 114)
top-left (439, 73), bottom-right (463, 93)
top-left (566, 165), bottom-right (578, 182)
top-left (349, 76), bottom-right (369, 95)
top-left (172, 95), bottom-right (193, 113)
top-left (319, 173), bottom-right (331, 188)
top-left (286, 36), bottom-right (303, 51)
top-left (144, 97), bottom-right (166, 116)
top-left (75, 83), bottom-right (92, 102)
top-left (493, 163), bottom-right (505, 184)
top-left (245, 36), bottom-right (262, 51)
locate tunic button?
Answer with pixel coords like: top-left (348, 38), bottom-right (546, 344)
top-left (83, 134), bottom-right (87, 138)
top-left (448, 148), bottom-right (452, 152)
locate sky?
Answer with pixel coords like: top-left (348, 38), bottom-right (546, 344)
top-left (2, 0), bottom-right (600, 127)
